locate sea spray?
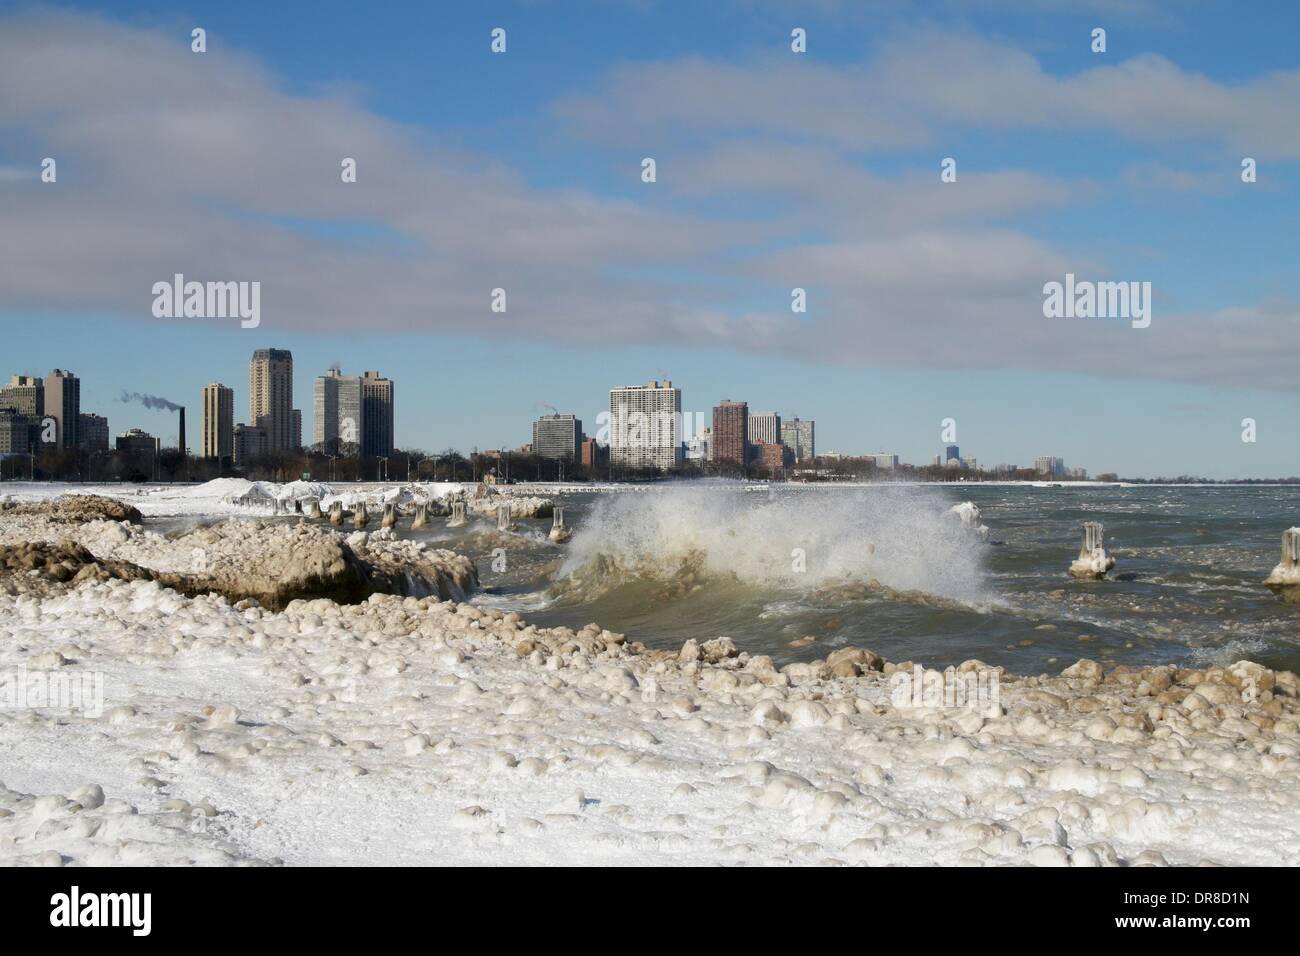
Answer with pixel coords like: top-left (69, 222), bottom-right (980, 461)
top-left (555, 484), bottom-right (990, 604)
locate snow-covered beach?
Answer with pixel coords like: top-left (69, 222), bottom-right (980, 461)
top-left (2, 483), bottom-right (1298, 866)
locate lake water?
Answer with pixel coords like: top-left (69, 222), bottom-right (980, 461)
top-left (387, 483), bottom-right (1300, 676)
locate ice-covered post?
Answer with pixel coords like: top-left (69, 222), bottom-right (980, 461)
top-left (1265, 528), bottom-right (1300, 603)
top-left (412, 501), bottom-right (429, 529)
top-left (447, 501), bottom-right (467, 528)
top-left (306, 498), bottom-right (322, 519)
top-left (497, 502), bottom-right (512, 531)
top-left (549, 505), bottom-right (571, 543)
top-left (382, 502), bottom-right (397, 529)
top-left (354, 501), bottom-right (369, 528)
top-left (294, 498), bottom-right (303, 514)
top-left (1069, 521), bottom-right (1115, 579)
top-left (329, 501), bottom-right (344, 526)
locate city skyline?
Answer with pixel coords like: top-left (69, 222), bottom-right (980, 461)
top-left (0, 346), bottom-right (1280, 480)
top-left (3, 4), bottom-right (1300, 477)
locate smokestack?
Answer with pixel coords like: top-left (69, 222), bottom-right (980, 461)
top-left (178, 407), bottom-right (186, 455)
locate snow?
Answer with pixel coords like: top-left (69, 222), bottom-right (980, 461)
top-left (3, 574), bottom-right (1298, 865)
top-left (1, 490), bottom-right (1298, 866)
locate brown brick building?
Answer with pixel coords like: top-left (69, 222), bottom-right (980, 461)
top-left (712, 400), bottom-right (748, 465)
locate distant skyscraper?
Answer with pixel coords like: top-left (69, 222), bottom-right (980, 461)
top-left (291, 409), bottom-right (302, 451)
top-left (0, 375), bottom-right (43, 419)
top-left (686, 427), bottom-right (712, 464)
top-left (609, 380), bottom-right (682, 471)
top-left (314, 367), bottom-right (363, 454)
top-left (1034, 455), bottom-right (1065, 478)
top-left (945, 444), bottom-right (960, 463)
top-left (712, 400), bottom-right (748, 465)
top-left (233, 423), bottom-right (268, 465)
top-left (45, 369), bottom-right (80, 449)
top-left (532, 413), bottom-right (582, 460)
top-left (201, 383), bottom-right (234, 460)
top-left (249, 349), bottom-right (293, 451)
top-left (780, 417), bottom-right (815, 462)
top-left (359, 370), bottom-right (394, 458)
top-left (78, 413), bottom-right (109, 451)
top-left (872, 453), bottom-right (899, 470)
top-left (0, 409), bottom-right (30, 454)
top-left (0, 375), bottom-right (42, 451)
top-left (748, 411), bottom-right (781, 447)
top-left (580, 437), bottom-right (606, 470)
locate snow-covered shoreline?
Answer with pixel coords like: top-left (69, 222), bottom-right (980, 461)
top-left (1, 493), bottom-right (1298, 866)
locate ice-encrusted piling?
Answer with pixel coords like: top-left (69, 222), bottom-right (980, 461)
top-left (947, 501), bottom-right (989, 541)
top-left (306, 498), bottom-right (322, 520)
top-left (549, 506), bottom-right (571, 543)
top-left (293, 499), bottom-right (303, 515)
top-left (1070, 521), bottom-right (1115, 579)
top-left (354, 501), bottom-right (369, 529)
top-left (328, 501), bottom-right (344, 527)
top-left (382, 502), bottom-right (397, 529)
top-left (497, 503), bottom-right (513, 532)
top-left (1265, 528), bottom-right (1300, 604)
top-left (447, 501), bottom-right (466, 528)
top-left (412, 502), bottom-right (429, 529)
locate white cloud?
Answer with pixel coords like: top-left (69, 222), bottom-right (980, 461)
top-left (1, 10), bottom-right (1297, 393)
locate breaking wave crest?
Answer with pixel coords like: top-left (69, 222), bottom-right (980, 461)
top-left (552, 484), bottom-right (989, 605)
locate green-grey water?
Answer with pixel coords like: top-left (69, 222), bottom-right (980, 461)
top-left (396, 484), bottom-right (1300, 676)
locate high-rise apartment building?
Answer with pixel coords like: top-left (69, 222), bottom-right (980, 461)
top-left (233, 423), bottom-right (268, 465)
top-left (314, 367), bottom-right (389, 456)
top-left (78, 413), bottom-right (109, 451)
top-left (711, 400), bottom-right (748, 466)
top-left (780, 417), bottom-right (815, 462)
top-left (249, 349), bottom-right (293, 451)
top-left (748, 411), bottom-right (781, 447)
top-left (44, 369), bottom-right (80, 449)
top-left (686, 427), bottom-right (712, 464)
top-left (360, 370), bottom-right (394, 458)
top-left (609, 381), bottom-right (682, 471)
top-left (1034, 456), bottom-right (1065, 478)
top-left (945, 444), bottom-right (960, 463)
top-left (0, 375), bottom-right (43, 419)
top-left (314, 367), bottom-right (362, 453)
top-left (201, 383), bottom-right (234, 460)
top-left (532, 414), bottom-right (582, 460)
top-left (0, 409), bottom-right (30, 454)
top-left (580, 438), bottom-right (607, 470)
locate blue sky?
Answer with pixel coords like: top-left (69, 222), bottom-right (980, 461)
top-left (3, 1), bottom-right (1300, 477)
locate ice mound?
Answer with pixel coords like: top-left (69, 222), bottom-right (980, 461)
top-left (467, 495), bottom-right (555, 520)
top-left (0, 494), bottom-right (142, 524)
top-left (2, 575), bottom-right (1296, 865)
top-left (1, 515), bottom-right (477, 609)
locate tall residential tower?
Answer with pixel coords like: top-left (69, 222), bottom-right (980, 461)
top-left (249, 349), bottom-right (294, 451)
top-left (201, 383), bottom-right (234, 460)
